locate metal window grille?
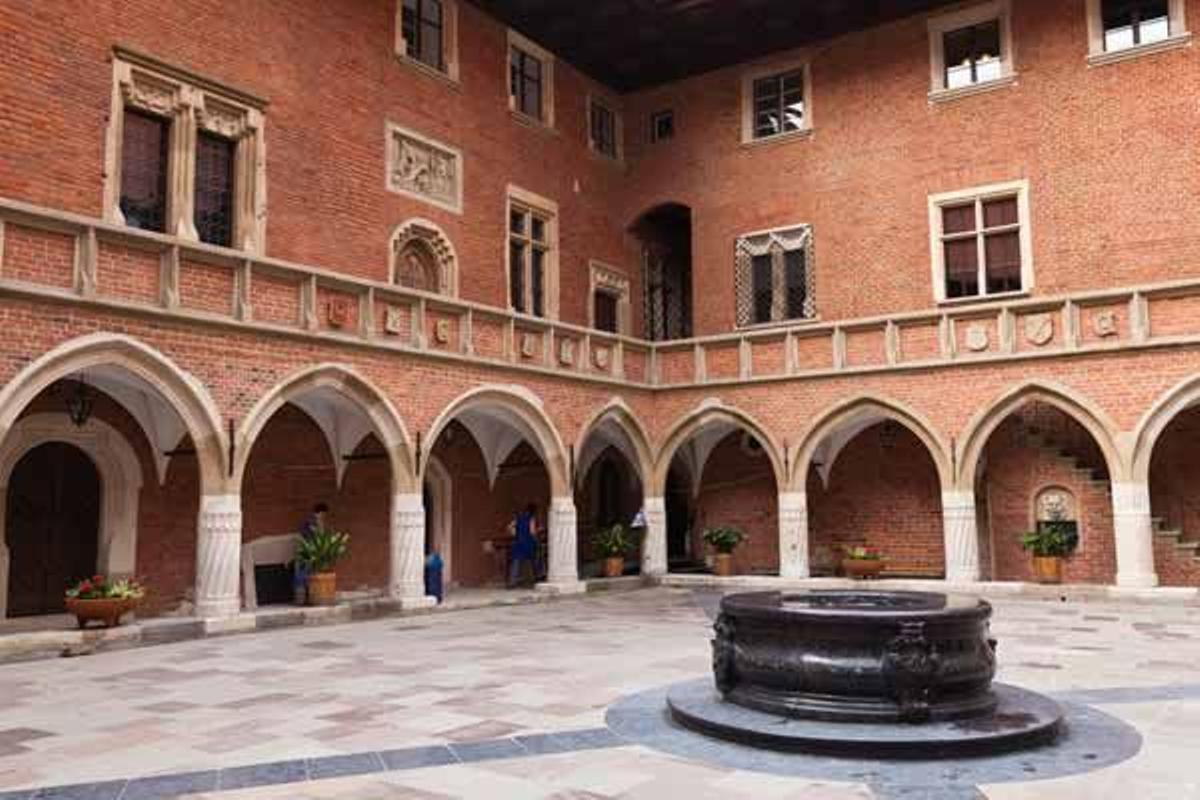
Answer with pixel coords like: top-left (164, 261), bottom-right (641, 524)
top-left (195, 131), bottom-right (235, 247)
top-left (734, 225), bottom-right (815, 327)
top-left (119, 110), bottom-right (170, 233)
top-left (643, 250), bottom-right (692, 341)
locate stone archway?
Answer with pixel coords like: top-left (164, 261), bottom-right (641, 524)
top-left (0, 415), bottom-right (143, 618)
top-left (390, 218), bottom-right (458, 296)
top-left (425, 454), bottom-right (454, 586)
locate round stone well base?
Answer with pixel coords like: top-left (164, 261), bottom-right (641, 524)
top-left (667, 679), bottom-right (1064, 759)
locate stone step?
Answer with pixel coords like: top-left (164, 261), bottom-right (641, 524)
top-left (1174, 541), bottom-right (1200, 553)
top-left (1154, 528), bottom-right (1183, 539)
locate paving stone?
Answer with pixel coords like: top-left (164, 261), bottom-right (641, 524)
top-left (120, 770), bottom-right (218, 800)
top-left (377, 745), bottom-right (458, 770)
top-left (217, 759), bottom-right (309, 790)
top-left (306, 753), bottom-right (384, 780)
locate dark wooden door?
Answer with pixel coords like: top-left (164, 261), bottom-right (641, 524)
top-left (5, 442), bottom-right (100, 616)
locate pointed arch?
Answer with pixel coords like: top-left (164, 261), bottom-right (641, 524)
top-left (957, 380), bottom-right (1124, 490)
top-left (653, 400), bottom-right (785, 496)
top-left (390, 218), bottom-right (458, 296)
top-left (792, 394), bottom-right (953, 492)
top-left (235, 364), bottom-right (416, 493)
top-left (1132, 374), bottom-right (1200, 483)
top-left (425, 385), bottom-right (570, 496)
top-left (575, 398), bottom-right (654, 489)
top-left (0, 334), bottom-right (226, 493)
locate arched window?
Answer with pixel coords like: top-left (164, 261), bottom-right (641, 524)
top-left (395, 240), bottom-right (440, 292)
top-left (389, 219), bottom-right (457, 296)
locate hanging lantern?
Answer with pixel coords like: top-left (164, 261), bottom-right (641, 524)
top-left (65, 378), bottom-right (94, 427)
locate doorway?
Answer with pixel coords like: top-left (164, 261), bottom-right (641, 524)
top-left (5, 442), bottom-right (101, 616)
top-left (634, 203), bottom-right (693, 341)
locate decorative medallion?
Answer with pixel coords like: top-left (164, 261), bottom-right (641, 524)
top-left (594, 346), bottom-right (611, 369)
top-left (1024, 313), bottom-right (1055, 347)
top-left (383, 306), bottom-right (405, 336)
top-left (433, 318), bottom-right (451, 345)
top-left (1093, 310), bottom-right (1119, 338)
top-left (965, 323), bottom-right (990, 352)
top-left (520, 333), bottom-right (538, 359)
top-left (327, 298), bottom-right (350, 329)
top-left (559, 338), bottom-right (575, 366)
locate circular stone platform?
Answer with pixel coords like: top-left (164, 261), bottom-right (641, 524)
top-left (667, 678), bottom-right (1064, 759)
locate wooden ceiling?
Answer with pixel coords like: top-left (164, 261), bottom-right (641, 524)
top-left (471, 0), bottom-right (960, 91)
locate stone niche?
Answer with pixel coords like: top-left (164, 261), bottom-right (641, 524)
top-left (386, 122), bottom-right (463, 214)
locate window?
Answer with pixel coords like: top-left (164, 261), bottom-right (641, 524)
top-left (194, 132), bottom-right (235, 247)
top-left (401, 0), bottom-right (444, 70)
top-left (589, 261), bottom-right (631, 335)
top-left (927, 3), bottom-right (1015, 98)
top-left (390, 218), bottom-right (458, 296)
top-left (594, 291), bottom-right (619, 333)
top-left (752, 69), bottom-right (805, 139)
top-left (1086, 0), bottom-right (1187, 61)
top-left (1103, 0), bottom-right (1170, 49)
top-left (929, 180), bottom-right (1032, 302)
top-left (740, 61), bottom-right (811, 144)
top-left (104, 49), bottom-right (267, 253)
top-left (651, 110), bottom-right (674, 143)
top-left (507, 186), bottom-right (558, 318)
top-left (589, 98), bottom-right (620, 160)
top-left (118, 109), bottom-right (170, 233)
top-left (507, 31), bottom-right (554, 126)
top-left (735, 225), bottom-right (815, 327)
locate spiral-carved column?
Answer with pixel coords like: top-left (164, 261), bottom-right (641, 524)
top-left (391, 492), bottom-right (435, 607)
top-left (942, 490), bottom-right (980, 584)
top-left (641, 496), bottom-right (667, 577)
top-left (542, 496), bottom-right (584, 593)
top-left (778, 491), bottom-right (810, 579)
top-left (195, 494), bottom-right (242, 618)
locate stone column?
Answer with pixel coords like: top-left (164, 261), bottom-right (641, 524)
top-left (778, 491), bottom-right (810, 579)
top-left (942, 490), bottom-right (981, 584)
top-left (541, 496), bottom-right (584, 593)
top-left (1111, 482), bottom-right (1159, 588)
top-left (390, 493), bottom-right (435, 608)
top-left (641, 496), bottom-right (668, 577)
top-left (195, 494), bottom-right (243, 618)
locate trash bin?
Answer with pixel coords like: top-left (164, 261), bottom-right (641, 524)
top-left (424, 552), bottom-right (444, 604)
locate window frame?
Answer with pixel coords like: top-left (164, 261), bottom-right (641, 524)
top-left (507, 30), bottom-right (555, 129)
top-left (734, 224), bottom-right (816, 329)
top-left (928, 179), bottom-right (1033, 304)
top-left (927, 1), bottom-right (1016, 102)
top-left (587, 95), bottom-right (623, 161)
top-left (739, 59), bottom-right (813, 145)
top-left (650, 109), bottom-right (675, 143)
top-left (395, 0), bottom-right (459, 82)
top-left (1085, 0), bottom-right (1189, 65)
top-left (505, 185), bottom-right (559, 320)
top-left (588, 261), bottom-right (632, 335)
top-left (103, 48), bottom-right (267, 254)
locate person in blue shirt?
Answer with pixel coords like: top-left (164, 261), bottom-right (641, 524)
top-left (507, 503), bottom-right (540, 589)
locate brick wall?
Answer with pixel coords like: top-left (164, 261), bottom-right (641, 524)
top-left (693, 433), bottom-right (779, 575)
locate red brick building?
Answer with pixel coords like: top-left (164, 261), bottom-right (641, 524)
top-left (2, 0), bottom-right (1200, 620)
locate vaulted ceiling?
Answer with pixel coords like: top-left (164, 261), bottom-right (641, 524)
top-left (471, 0), bottom-right (959, 92)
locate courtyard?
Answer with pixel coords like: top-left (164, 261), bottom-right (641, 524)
top-left (0, 586), bottom-right (1196, 799)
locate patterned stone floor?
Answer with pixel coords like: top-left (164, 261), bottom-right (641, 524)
top-left (0, 587), bottom-right (1197, 798)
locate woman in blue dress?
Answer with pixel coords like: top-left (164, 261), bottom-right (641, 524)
top-left (507, 503), bottom-right (539, 588)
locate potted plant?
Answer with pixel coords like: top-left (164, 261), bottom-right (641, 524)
top-left (841, 545), bottom-right (885, 580)
top-left (593, 523), bottom-right (633, 578)
top-left (296, 528), bottom-right (350, 605)
top-left (1020, 517), bottom-right (1079, 584)
top-left (64, 575), bottom-right (146, 629)
top-left (703, 527), bottom-right (746, 577)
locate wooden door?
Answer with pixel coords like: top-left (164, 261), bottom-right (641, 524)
top-left (5, 442), bottom-right (100, 616)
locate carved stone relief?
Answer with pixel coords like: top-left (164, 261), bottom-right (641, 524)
top-left (964, 323), bottom-right (990, 352)
top-left (387, 124), bottom-right (462, 213)
top-left (1093, 310), bottom-right (1119, 338)
top-left (1024, 313), bottom-right (1055, 347)
top-left (383, 306), bottom-right (405, 336)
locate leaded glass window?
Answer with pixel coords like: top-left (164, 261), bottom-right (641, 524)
top-left (735, 225), bottom-right (815, 327)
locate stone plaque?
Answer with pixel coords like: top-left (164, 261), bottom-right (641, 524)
top-left (1024, 313), bottom-right (1054, 347)
top-left (383, 306), bottom-right (405, 336)
top-left (965, 323), bottom-right (989, 352)
top-left (559, 338), bottom-right (575, 365)
top-left (434, 318), bottom-right (451, 345)
top-left (594, 346), bottom-right (611, 369)
top-left (520, 333), bottom-right (538, 359)
top-left (327, 298), bottom-right (350, 329)
top-left (387, 123), bottom-right (462, 213)
top-left (1093, 310), bottom-right (1119, 338)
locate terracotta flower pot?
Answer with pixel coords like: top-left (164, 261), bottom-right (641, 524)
top-left (306, 572), bottom-right (338, 606)
top-left (842, 559), bottom-right (885, 580)
top-left (603, 556), bottom-right (625, 578)
top-left (1032, 556), bottom-right (1062, 584)
top-left (65, 597), bottom-right (140, 629)
top-left (713, 553), bottom-right (734, 577)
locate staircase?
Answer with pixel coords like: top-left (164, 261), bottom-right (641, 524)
top-left (1152, 517), bottom-right (1200, 585)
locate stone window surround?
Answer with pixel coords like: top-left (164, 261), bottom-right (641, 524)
top-left (739, 56), bottom-right (814, 146)
top-left (587, 93), bottom-right (624, 162)
top-left (926, 1), bottom-right (1018, 103)
top-left (394, 0), bottom-right (461, 83)
top-left (389, 217), bottom-right (459, 296)
top-left (103, 47), bottom-right (267, 254)
top-left (507, 28), bottom-right (556, 129)
top-left (734, 223), bottom-right (817, 329)
top-left (385, 122), bottom-right (464, 215)
top-left (588, 260), bottom-right (632, 335)
top-left (1085, 0), bottom-right (1191, 66)
top-left (927, 178), bottom-right (1034, 305)
top-left (505, 184), bottom-right (560, 320)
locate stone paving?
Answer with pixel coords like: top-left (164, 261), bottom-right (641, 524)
top-left (0, 587), bottom-right (1196, 798)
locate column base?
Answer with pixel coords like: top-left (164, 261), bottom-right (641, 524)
top-left (395, 595), bottom-right (439, 610)
top-left (194, 597), bottom-right (241, 620)
top-left (536, 580), bottom-right (587, 596)
top-left (945, 568), bottom-right (981, 585)
top-left (1115, 572), bottom-right (1159, 589)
